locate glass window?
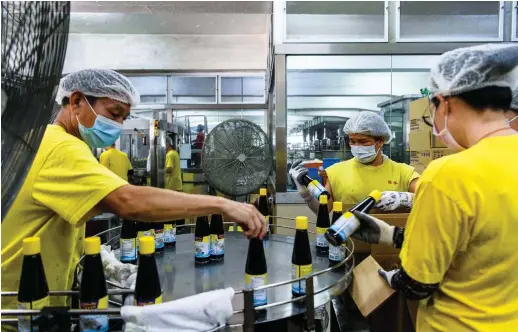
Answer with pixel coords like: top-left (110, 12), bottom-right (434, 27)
top-left (397, 1), bottom-right (502, 41)
top-left (285, 1), bottom-right (387, 42)
top-left (220, 76), bottom-right (265, 103)
top-left (170, 76), bottom-right (216, 104)
top-left (512, 1), bottom-right (518, 41)
top-left (127, 76), bottom-right (167, 104)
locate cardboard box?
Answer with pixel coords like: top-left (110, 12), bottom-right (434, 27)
top-left (409, 130), bottom-right (431, 151)
top-left (432, 148), bottom-right (455, 160)
top-left (409, 118), bottom-right (430, 133)
top-left (410, 150), bottom-right (432, 166)
top-left (431, 135), bottom-right (447, 148)
top-left (409, 97), bottom-right (430, 121)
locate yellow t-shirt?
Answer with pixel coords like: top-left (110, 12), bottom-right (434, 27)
top-left (165, 149), bottom-right (182, 191)
top-left (1, 125), bottom-right (127, 308)
top-left (99, 148), bottom-right (133, 181)
top-left (326, 157), bottom-right (419, 204)
top-left (400, 135), bottom-right (518, 332)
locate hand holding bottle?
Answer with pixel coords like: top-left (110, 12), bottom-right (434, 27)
top-left (376, 191), bottom-right (414, 211)
top-left (350, 211), bottom-right (395, 246)
top-left (221, 200), bottom-right (266, 239)
top-left (289, 160), bottom-right (310, 195)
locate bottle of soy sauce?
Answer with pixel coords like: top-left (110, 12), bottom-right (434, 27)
top-left (292, 216), bottom-right (312, 297)
top-left (120, 220), bottom-right (137, 264)
top-left (326, 190), bottom-right (382, 247)
top-left (136, 222), bottom-right (153, 254)
top-left (154, 223), bottom-right (165, 254)
top-left (18, 237), bottom-right (49, 332)
top-left (210, 214), bottom-right (224, 261)
top-left (80, 237), bottom-right (108, 332)
top-left (164, 221), bottom-right (177, 248)
top-left (257, 188), bottom-right (270, 237)
top-left (297, 172), bottom-right (329, 200)
top-left (328, 201), bottom-right (344, 266)
top-left (134, 236), bottom-right (162, 306)
top-left (245, 234), bottom-right (267, 307)
top-left (315, 195), bottom-right (330, 255)
top-left (194, 216), bottom-right (211, 264)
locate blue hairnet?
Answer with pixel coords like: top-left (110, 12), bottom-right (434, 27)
top-left (343, 111), bottom-right (392, 143)
top-left (56, 69), bottom-right (140, 106)
top-left (430, 43), bottom-right (518, 97)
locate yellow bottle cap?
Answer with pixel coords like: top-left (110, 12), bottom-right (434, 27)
top-left (140, 236), bottom-right (155, 255)
top-left (260, 188), bottom-right (267, 196)
top-left (23, 237), bottom-right (40, 256)
top-left (319, 195), bottom-right (328, 204)
top-left (84, 237), bottom-right (101, 255)
top-left (369, 190), bottom-right (383, 202)
top-left (333, 201), bottom-right (343, 212)
top-left (295, 216), bottom-right (308, 230)
top-left (344, 212), bottom-right (353, 219)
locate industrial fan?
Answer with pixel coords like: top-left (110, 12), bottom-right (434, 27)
top-left (1, 1), bottom-right (70, 220)
top-left (202, 119), bottom-right (273, 197)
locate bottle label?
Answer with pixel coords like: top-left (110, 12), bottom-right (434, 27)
top-left (79, 295), bottom-right (109, 332)
top-left (210, 234), bottom-right (225, 255)
top-left (18, 296), bottom-right (50, 332)
top-left (329, 214), bottom-right (360, 243)
top-left (120, 238), bottom-right (137, 261)
top-left (134, 295), bottom-right (162, 306)
top-left (316, 227), bottom-right (329, 248)
top-left (195, 236), bottom-right (210, 258)
top-left (164, 224), bottom-right (176, 243)
top-left (308, 180), bottom-right (326, 200)
top-left (292, 264), bottom-right (313, 295)
top-left (154, 229), bottom-right (164, 249)
top-left (245, 273), bottom-right (267, 306)
top-left (328, 244), bottom-right (346, 262)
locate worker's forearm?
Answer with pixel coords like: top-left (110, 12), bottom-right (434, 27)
top-left (103, 185), bottom-right (228, 222)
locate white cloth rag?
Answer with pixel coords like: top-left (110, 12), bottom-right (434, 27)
top-left (100, 245), bottom-right (138, 288)
top-left (121, 287), bottom-right (235, 332)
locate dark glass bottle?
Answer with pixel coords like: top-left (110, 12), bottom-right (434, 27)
top-left (17, 237), bottom-right (50, 332)
top-left (164, 221), bottom-right (177, 248)
top-left (328, 201), bottom-right (344, 266)
top-left (315, 195), bottom-right (330, 255)
top-left (136, 222), bottom-right (153, 254)
top-left (134, 236), bottom-right (162, 306)
top-left (292, 216), bottom-right (312, 297)
top-left (120, 220), bottom-right (137, 264)
top-left (80, 237), bottom-right (109, 332)
top-left (257, 188), bottom-right (270, 237)
top-left (326, 190), bottom-right (382, 246)
top-left (194, 216), bottom-right (211, 264)
top-left (210, 214), bottom-right (224, 261)
top-left (154, 223), bottom-right (164, 254)
top-left (245, 238), bottom-right (267, 307)
top-left (298, 173), bottom-right (329, 200)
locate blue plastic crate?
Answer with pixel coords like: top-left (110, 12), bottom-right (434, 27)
top-left (323, 158), bottom-right (340, 169)
top-left (307, 167), bottom-right (322, 184)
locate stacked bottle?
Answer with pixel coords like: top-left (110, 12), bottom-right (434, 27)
top-left (134, 236), bottom-right (162, 306)
top-left (292, 216), bottom-right (312, 297)
top-left (17, 237), bottom-right (49, 332)
top-left (210, 214), bottom-right (225, 261)
top-left (245, 232), bottom-right (267, 307)
top-left (80, 237), bottom-right (109, 332)
top-left (194, 216), bottom-right (211, 264)
top-left (315, 195), bottom-right (330, 255)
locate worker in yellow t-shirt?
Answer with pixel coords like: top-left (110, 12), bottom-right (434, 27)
top-left (289, 111), bottom-right (420, 214)
top-left (1, 69), bottom-right (266, 310)
top-left (164, 137), bottom-right (182, 191)
top-left (351, 44), bottom-right (518, 332)
top-left (99, 143), bottom-right (133, 181)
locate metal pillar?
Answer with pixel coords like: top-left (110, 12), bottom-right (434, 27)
top-left (274, 54), bottom-right (287, 192)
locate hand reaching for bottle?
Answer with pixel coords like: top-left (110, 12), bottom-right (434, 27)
top-left (350, 211), bottom-right (395, 246)
top-left (288, 160), bottom-right (309, 195)
top-left (221, 200), bottom-right (267, 239)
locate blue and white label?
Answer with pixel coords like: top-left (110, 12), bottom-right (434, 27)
top-left (120, 238), bottom-right (137, 262)
top-left (245, 274), bottom-right (267, 306)
top-left (164, 224), bottom-right (176, 243)
top-left (154, 229), bottom-right (164, 249)
top-left (210, 234), bottom-right (224, 255)
top-left (328, 244), bottom-right (345, 262)
top-left (195, 236), bottom-right (210, 258)
top-left (329, 213), bottom-right (360, 242)
top-left (308, 181), bottom-right (326, 200)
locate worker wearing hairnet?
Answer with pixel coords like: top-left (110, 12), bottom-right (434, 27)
top-left (290, 111), bottom-right (420, 214)
top-left (165, 136), bottom-right (182, 191)
top-left (351, 44), bottom-right (518, 331)
top-left (1, 69), bottom-right (266, 310)
top-left (99, 143), bottom-right (134, 182)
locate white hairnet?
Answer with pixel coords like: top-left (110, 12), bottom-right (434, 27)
top-left (343, 111), bottom-right (392, 143)
top-left (56, 69), bottom-right (140, 106)
top-left (430, 43), bottom-right (518, 97)
top-left (166, 136), bottom-right (173, 147)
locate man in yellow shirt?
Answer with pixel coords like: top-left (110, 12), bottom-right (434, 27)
top-left (352, 44), bottom-right (518, 331)
top-left (1, 69), bottom-right (266, 310)
top-left (164, 137), bottom-right (182, 191)
top-left (99, 143), bottom-right (133, 181)
top-left (290, 111), bottom-right (419, 214)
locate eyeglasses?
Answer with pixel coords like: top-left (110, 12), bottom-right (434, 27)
top-left (421, 97), bottom-right (434, 128)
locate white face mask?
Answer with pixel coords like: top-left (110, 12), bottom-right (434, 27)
top-left (432, 106), bottom-right (465, 152)
top-left (351, 144), bottom-right (380, 164)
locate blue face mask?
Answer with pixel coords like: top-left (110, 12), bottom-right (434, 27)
top-left (77, 98), bottom-right (123, 148)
